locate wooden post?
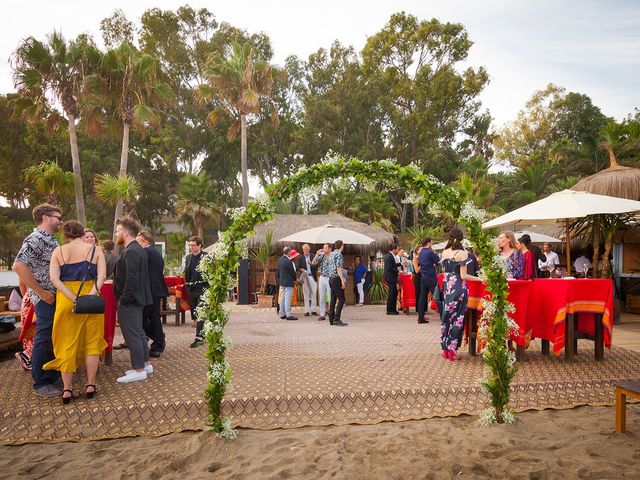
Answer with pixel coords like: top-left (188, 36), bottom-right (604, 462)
top-left (565, 313), bottom-right (575, 360)
top-left (595, 313), bottom-right (604, 361)
top-left (541, 339), bottom-right (550, 356)
top-left (616, 388), bottom-right (626, 433)
top-left (468, 310), bottom-right (477, 356)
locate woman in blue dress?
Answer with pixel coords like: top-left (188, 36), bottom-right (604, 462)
top-left (440, 228), bottom-right (480, 361)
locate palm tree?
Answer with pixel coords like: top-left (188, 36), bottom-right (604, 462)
top-left (12, 32), bottom-right (101, 225)
top-left (175, 173), bottom-right (222, 240)
top-left (87, 43), bottom-right (172, 233)
top-left (23, 161), bottom-right (75, 205)
top-left (197, 41), bottom-right (275, 207)
top-left (94, 173), bottom-right (141, 220)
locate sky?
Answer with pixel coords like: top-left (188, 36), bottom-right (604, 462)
top-left (2, 0), bottom-right (639, 129)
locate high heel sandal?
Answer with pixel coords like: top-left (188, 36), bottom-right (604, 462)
top-left (62, 389), bottom-right (74, 405)
top-left (442, 350), bottom-right (448, 359)
top-left (85, 384), bottom-right (97, 399)
top-left (448, 350), bottom-right (460, 361)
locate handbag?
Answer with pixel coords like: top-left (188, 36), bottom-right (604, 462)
top-left (432, 283), bottom-right (443, 303)
top-left (73, 246), bottom-right (105, 314)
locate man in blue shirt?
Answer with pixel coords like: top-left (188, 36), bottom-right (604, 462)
top-left (353, 255), bottom-right (367, 306)
top-left (417, 237), bottom-right (440, 324)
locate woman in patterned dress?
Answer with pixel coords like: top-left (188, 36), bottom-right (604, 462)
top-left (440, 228), bottom-right (480, 361)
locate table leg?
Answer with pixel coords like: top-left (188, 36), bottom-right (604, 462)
top-left (565, 313), bottom-right (575, 360)
top-left (615, 389), bottom-right (626, 433)
top-left (105, 350), bottom-right (112, 366)
top-left (541, 339), bottom-right (550, 356)
top-left (161, 296), bottom-right (167, 325)
top-left (516, 345), bottom-right (526, 362)
top-left (468, 310), bottom-right (477, 356)
top-left (595, 313), bottom-right (604, 361)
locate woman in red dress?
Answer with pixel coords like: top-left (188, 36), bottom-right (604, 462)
top-left (516, 236), bottom-right (536, 280)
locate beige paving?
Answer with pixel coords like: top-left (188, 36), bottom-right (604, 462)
top-left (0, 304), bottom-right (639, 444)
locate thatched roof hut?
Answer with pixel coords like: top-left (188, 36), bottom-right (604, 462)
top-left (247, 214), bottom-right (396, 254)
top-left (571, 144), bottom-right (640, 200)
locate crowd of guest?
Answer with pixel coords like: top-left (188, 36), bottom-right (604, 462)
top-left (10, 201), bottom-right (589, 399)
top-left (11, 203), bottom-right (182, 403)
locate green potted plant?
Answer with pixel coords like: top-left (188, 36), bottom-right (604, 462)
top-left (367, 267), bottom-right (388, 304)
top-left (250, 230), bottom-right (276, 307)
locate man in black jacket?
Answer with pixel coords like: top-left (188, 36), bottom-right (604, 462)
top-left (383, 244), bottom-right (402, 315)
top-left (137, 231), bottom-right (169, 358)
top-left (114, 217), bottom-right (154, 383)
top-left (277, 246), bottom-right (297, 320)
top-left (185, 236), bottom-right (209, 347)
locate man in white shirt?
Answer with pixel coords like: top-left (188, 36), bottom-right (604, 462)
top-left (574, 255), bottom-right (593, 277)
top-left (538, 243), bottom-right (560, 277)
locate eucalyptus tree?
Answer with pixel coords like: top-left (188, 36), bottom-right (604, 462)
top-left (11, 31), bottom-right (101, 224)
top-left (360, 12), bottom-right (489, 230)
top-left (88, 42), bottom-right (172, 234)
top-left (197, 41), bottom-right (276, 207)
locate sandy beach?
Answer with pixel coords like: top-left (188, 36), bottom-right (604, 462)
top-left (1, 405), bottom-right (638, 480)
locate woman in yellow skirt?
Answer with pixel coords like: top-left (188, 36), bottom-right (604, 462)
top-left (45, 220), bottom-right (107, 404)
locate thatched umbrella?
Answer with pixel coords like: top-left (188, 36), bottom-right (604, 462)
top-left (571, 143), bottom-right (640, 276)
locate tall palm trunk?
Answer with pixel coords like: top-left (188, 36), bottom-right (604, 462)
top-left (601, 230), bottom-right (614, 279)
top-left (67, 114), bottom-right (86, 225)
top-left (240, 114), bottom-right (249, 207)
top-left (113, 122), bottom-right (130, 238)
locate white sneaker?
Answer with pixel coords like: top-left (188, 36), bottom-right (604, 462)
top-left (117, 370), bottom-right (148, 383)
top-left (125, 364), bottom-right (154, 376)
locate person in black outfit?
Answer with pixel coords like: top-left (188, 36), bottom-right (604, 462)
top-left (383, 244), bottom-right (402, 315)
top-left (113, 217), bottom-right (154, 383)
top-left (137, 231), bottom-right (169, 358)
top-left (102, 239), bottom-right (119, 280)
top-left (185, 236), bottom-right (209, 348)
top-left (417, 237), bottom-right (441, 324)
top-left (277, 246), bottom-right (297, 320)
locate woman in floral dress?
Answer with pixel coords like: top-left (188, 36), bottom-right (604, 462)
top-left (440, 228), bottom-right (480, 361)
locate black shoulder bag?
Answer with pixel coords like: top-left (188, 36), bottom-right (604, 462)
top-left (73, 246), bottom-right (105, 314)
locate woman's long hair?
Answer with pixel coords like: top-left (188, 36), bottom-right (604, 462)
top-left (444, 227), bottom-right (465, 251)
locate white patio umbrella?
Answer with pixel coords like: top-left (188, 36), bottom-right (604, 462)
top-left (513, 230), bottom-right (562, 244)
top-left (483, 189), bottom-right (640, 269)
top-left (279, 224), bottom-right (375, 245)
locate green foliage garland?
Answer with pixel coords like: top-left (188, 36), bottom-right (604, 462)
top-left (199, 154), bottom-right (516, 437)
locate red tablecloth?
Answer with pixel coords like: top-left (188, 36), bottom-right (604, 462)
top-left (526, 278), bottom-right (614, 355)
top-left (399, 273), bottom-right (416, 310)
top-left (164, 276), bottom-right (190, 310)
top-left (100, 283), bottom-right (117, 352)
top-left (436, 276), bottom-right (614, 354)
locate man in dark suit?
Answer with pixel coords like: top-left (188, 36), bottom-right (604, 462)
top-left (185, 236), bottom-right (209, 348)
top-left (114, 217), bottom-right (154, 383)
top-left (417, 237), bottom-right (441, 324)
top-left (137, 231), bottom-right (169, 358)
top-left (383, 244), bottom-right (402, 315)
top-left (277, 246), bottom-right (297, 320)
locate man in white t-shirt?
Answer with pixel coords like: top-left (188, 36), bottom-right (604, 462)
top-left (538, 243), bottom-right (560, 277)
top-left (574, 255), bottom-right (593, 277)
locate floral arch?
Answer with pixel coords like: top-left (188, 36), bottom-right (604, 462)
top-left (197, 154), bottom-right (517, 437)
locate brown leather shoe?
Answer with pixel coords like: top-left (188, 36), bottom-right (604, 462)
top-left (317, 315), bottom-right (325, 321)
top-left (113, 342), bottom-right (128, 350)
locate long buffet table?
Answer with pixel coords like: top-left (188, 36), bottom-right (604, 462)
top-left (434, 275), bottom-right (614, 361)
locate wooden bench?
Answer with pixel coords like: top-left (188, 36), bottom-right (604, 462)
top-left (616, 381), bottom-right (640, 433)
top-left (161, 288), bottom-right (186, 326)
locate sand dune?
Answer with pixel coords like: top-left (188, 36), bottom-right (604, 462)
top-left (1, 405), bottom-right (639, 480)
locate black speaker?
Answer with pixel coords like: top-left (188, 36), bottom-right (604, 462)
top-left (237, 259), bottom-right (250, 305)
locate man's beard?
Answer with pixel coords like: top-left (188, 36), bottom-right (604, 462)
top-left (115, 235), bottom-right (125, 245)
